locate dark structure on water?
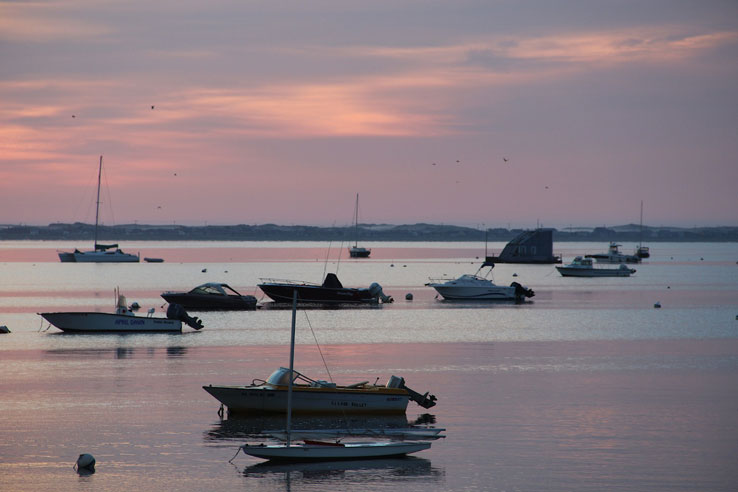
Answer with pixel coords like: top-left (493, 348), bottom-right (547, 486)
top-left (486, 229), bottom-right (562, 264)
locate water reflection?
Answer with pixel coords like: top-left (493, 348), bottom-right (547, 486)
top-left (205, 414), bottom-right (438, 441)
top-left (42, 345), bottom-right (189, 359)
top-left (239, 456), bottom-right (443, 484)
top-left (259, 301), bottom-right (387, 311)
top-left (165, 346), bottom-right (188, 358)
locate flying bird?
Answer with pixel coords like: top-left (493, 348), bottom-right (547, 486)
top-left (503, 157), bottom-right (508, 162)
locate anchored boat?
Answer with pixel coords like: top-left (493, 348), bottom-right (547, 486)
top-left (230, 291), bottom-right (436, 462)
top-left (258, 273), bottom-right (392, 305)
top-left (556, 256), bottom-right (636, 277)
top-left (40, 292), bottom-right (203, 333)
top-left (58, 156), bottom-right (139, 263)
top-left (204, 367), bottom-right (436, 416)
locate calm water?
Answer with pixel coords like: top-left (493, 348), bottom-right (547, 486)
top-left (1, 241), bottom-right (737, 491)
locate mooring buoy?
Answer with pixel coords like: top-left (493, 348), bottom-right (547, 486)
top-left (75, 453), bottom-right (96, 474)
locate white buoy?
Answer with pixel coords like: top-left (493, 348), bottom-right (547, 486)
top-left (75, 453), bottom-right (95, 473)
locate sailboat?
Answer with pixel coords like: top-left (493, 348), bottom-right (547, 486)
top-left (636, 200), bottom-right (650, 259)
top-left (348, 194), bottom-right (371, 258)
top-left (237, 291), bottom-right (434, 462)
top-left (58, 156), bottom-right (139, 263)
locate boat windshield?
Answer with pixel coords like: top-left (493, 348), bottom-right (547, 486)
top-left (266, 367), bottom-right (294, 386)
top-left (190, 283), bottom-right (229, 296)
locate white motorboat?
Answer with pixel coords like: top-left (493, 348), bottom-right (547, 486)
top-left (40, 292), bottom-right (203, 333)
top-left (585, 242), bottom-right (640, 264)
top-left (233, 291), bottom-right (434, 462)
top-left (348, 193), bottom-right (371, 258)
top-left (58, 156), bottom-right (140, 263)
top-left (426, 260), bottom-right (535, 301)
top-left (556, 256), bottom-right (636, 277)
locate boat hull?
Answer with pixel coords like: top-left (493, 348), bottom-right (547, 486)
top-left (73, 250), bottom-right (140, 262)
top-left (428, 285), bottom-right (517, 300)
top-left (161, 293), bottom-right (257, 310)
top-left (40, 312), bottom-right (182, 333)
top-left (556, 266), bottom-right (635, 277)
top-left (258, 284), bottom-right (377, 304)
top-left (203, 384), bottom-right (410, 415)
top-left (241, 441), bottom-right (431, 461)
top-left (348, 247), bottom-right (371, 258)
top-left (585, 254), bottom-right (640, 264)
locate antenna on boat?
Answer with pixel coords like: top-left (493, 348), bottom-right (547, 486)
top-left (484, 225), bottom-right (488, 257)
top-left (322, 236), bottom-right (333, 281)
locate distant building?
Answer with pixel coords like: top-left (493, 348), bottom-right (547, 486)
top-left (486, 228), bottom-right (562, 264)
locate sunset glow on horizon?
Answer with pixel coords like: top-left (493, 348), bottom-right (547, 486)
top-left (2, 1), bottom-right (737, 229)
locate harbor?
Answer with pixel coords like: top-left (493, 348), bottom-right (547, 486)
top-left (1, 240), bottom-right (737, 491)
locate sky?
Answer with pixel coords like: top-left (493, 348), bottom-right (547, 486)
top-left (1, 0), bottom-right (737, 229)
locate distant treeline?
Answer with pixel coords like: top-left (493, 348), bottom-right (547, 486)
top-left (2, 222), bottom-right (737, 242)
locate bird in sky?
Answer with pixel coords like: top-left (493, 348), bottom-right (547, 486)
top-left (503, 157), bottom-right (508, 162)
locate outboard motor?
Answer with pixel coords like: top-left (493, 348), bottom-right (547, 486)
top-left (166, 303), bottom-right (204, 330)
top-left (368, 282), bottom-right (394, 303)
top-left (510, 281), bottom-right (535, 302)
top-left (388, 376), bottom-right (437, 409)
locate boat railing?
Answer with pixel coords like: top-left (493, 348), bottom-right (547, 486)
top-left (426, 274), bottom-right (481, 284)
top-left (258, 278), bottom-right (320, 286)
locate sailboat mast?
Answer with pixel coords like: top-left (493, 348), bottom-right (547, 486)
top-left (93, 155), bottom-right (102, 250)
top-left (354, 193), bottom-right (359, 247)
top-left (639, 200), bottom-right (643, 247)
top-left (286, 289), bottom-right (297, 446)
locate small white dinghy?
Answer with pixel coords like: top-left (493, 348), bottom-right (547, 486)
top-left (241, 440), bottom-right (431, 462)
top-left (236, 291), bottom-right (435, 462)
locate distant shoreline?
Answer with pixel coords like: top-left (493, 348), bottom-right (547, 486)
top-left (2, 222), bottom-right (737, 242)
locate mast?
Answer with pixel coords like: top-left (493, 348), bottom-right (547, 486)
top-left (639, 200), bottom-right (643, 247)
top-left (93, 155), bottom-right (103, 250)
top-left (286, 289), bottom-right (297, 446)
top-left (354, 193), bottom-right (359, 248)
